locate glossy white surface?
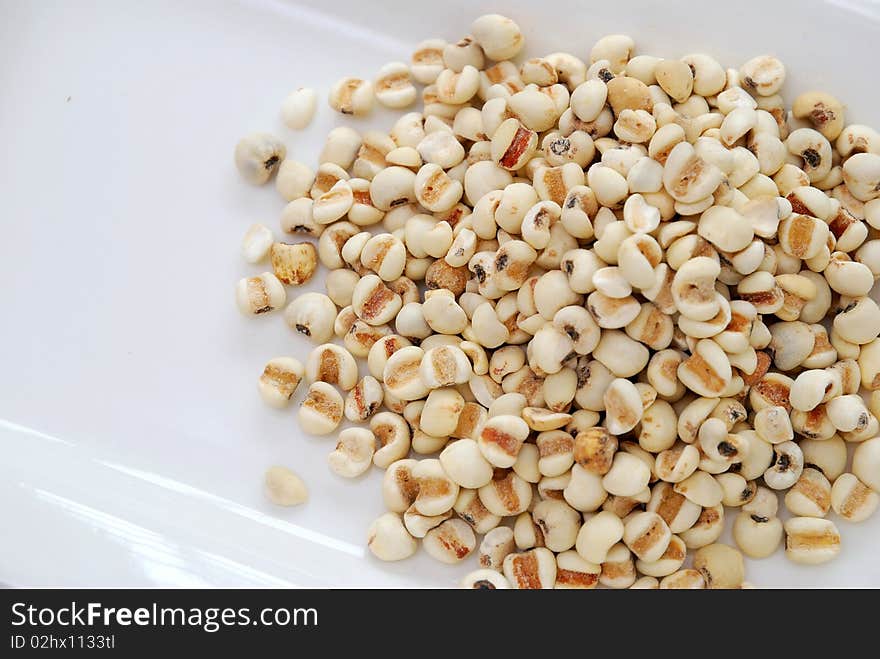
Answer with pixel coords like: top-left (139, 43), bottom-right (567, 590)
top-left (1, 0), bottom-right (879, 587)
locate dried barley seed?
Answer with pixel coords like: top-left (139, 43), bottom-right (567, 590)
top-left (264, 466), bottom-right (308, 506)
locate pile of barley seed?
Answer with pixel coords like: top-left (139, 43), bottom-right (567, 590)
top-left (235, 13), bottom-right (880, 589)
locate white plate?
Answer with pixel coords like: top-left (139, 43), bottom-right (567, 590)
top-left (2, 0), bottom-right (879, 587)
